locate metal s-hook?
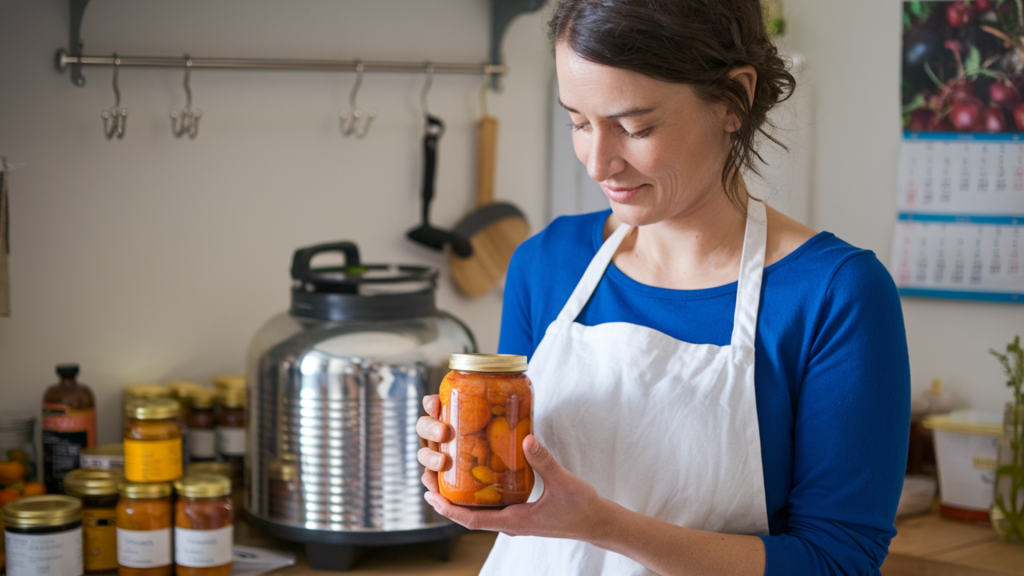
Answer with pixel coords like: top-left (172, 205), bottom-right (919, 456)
top-left (101, 53), bottom-right (128, 140)
top-left (339, 60), bottom-right (377, 139)
top-left (171, 55), bottom-right (202, 139)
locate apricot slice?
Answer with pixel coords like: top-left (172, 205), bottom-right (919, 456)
top-left (486, 417), bottom-right (531, 472)
top-left (474, 486), bottom-right (502, 503)
top-left (439, 375), bottom-right (453, 406)
top-left (491, 404), bottom-right (505, 416)
top-left (459, 434), bottom-right (489, 466)
top-left (453, 394), bottom-right (492, 435)
top-left (452, 378), bottom-right (488, 399)
top-left (439, 468), bottom-right (483, 504)
top-left (490, 452), bottom-right (508, 472)
top-left (471, 466), bottom-right (497, 484)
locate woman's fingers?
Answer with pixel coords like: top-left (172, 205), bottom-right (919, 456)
top-left (421, 468), bottom-right (440, 493)
top-left (418, 447), bottom-right (450, 472)
top-left (422, 394), bottom-right (441, 418)
top-left (522, 435), bottom-right (562, 481)
top-left (416, 415), bottom-right (450, 443)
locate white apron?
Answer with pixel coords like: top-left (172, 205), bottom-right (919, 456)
top-left (480, 200), bottom-right (771, 576)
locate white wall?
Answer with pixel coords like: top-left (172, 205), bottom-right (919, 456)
top-left (0, 0), bottom-right (554, 445)
top-left (785, 0), bottom-right (1022, 413)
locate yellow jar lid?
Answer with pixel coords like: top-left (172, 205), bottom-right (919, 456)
top-left (216, 389), bottom-right (247, 408)
top-left (3, 495), bottom-right (81, 528)
top-left (119, 481), bottom-right (173, 499)
top-left (174, 474), bottom-right (231, 498)
top-left (187, 389), bottom-right (217, 410)
top-left (449, 353), bottom-right (527, 373)
top-left (184, 461), bottom-right (233, 481)
top-left (81, 443), bottom-right (124, 457)
top-left (125, 398), bottom-right (180, 420)
top-left (124, 384), bottom-right (172, 400)
top-left (63, 468), bottom-right (122, 497)
top-left (923, 410), bottom-right (1003, 437)
top-left (268, 457), bottom-right (298, 482)
top-left (213, 375), bottom-right (246, 390)
top-left (166, 381), bottom-right (204, 398)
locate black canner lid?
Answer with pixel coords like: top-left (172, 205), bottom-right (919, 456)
top-left (289, 241), bottom-right (438, 322)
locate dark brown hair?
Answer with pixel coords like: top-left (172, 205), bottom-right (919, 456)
top-left (549, 0), bottom-right (796, 209)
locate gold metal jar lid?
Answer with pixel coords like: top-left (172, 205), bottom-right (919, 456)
top-left (213, 375), bottom-right (245, 390)
top-left (166, 381), bottom-right (203, 398)
top-left (81, 443), bottom-right (124, 457)
top-left (449, 353), bottom-right (528, 373)
top-left (216, 389), bottom-right (246, 408)
top-left (63, 468), bottom-right (122, 497)
top-left (124, 384), bottom-right (172, 400)
top-left (184, 461), bottom-right (233, 482)
top-left (3, 495), bottom-right (82, 528)
top-left (268, 457), bottom-right (298, 482)
top-left (174, 474), bottom-right (231, 498)
top-left (187, 389), bottom-right (217, 410)
top-left (125, 398), bottom-right (180, 420)
top-left (119, 481), bottom-right (173, 499)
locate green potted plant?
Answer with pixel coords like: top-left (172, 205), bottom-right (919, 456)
top-left (989, 336), bottom-right (1024, 543)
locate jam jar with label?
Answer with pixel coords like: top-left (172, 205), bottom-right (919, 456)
top-left (123, 399), bottom-right (182, 483)
top-left (173, 474), bottom-right (233, 576)
top-left (4, 495), bottom-right (83, 576)
top-left (63, 468), bottom-right (121, 572)
top-left (116, 481), bottom-right (173, 576)
top-left (438, 354), bottom-right (534, 507)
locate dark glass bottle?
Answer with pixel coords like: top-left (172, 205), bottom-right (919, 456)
top-left (42, 363), bottom-right (96, 493)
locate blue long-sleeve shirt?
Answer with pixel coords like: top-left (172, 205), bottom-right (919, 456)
top-left (497, 210), bottom-right (911, 576)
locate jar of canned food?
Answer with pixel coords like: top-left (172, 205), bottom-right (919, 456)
top-left (63, 468), bottom-right (121, 572)
top-left (3, 495), bottom-right (83, 576)
top-left (173, 474), bottom-right (233, 576)
top-left (438, 353), bottom-right (533, 507)
top-left (116, 481), bottom-right (173, 576)
top-left (185, 390), bottom-right (217, 463)
top-left (123, 399), bottom-right (182, 483)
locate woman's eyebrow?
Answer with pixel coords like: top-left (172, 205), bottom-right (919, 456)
top-left (556, 97), bottom-right (654, 119)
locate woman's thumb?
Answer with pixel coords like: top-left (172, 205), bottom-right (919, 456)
top-left (523, 435), bottom-right (560, 478)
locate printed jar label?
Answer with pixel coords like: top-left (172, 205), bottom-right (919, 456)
top-left (189, 428), bottom-right (216, 459)
top-left (79, 453), bottom-right (124, 470)
top-left (123, 438), bottom-right (182, 482)
top-left (5, 526), bottom-right (83, 576)
top-left (117, 527), bottom-right (172, 568)
top-left (83, 508), bottom-right (118, 571)
top-left (175, 525), bottom-right (233, 567)
top-left (216, 426), bottom-right (246, 456)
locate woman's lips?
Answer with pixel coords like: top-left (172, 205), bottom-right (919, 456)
top-left (601, 184), bottom-right (645, 203)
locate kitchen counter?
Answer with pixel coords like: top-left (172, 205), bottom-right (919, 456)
top-left (240, 509), bottom-right (1023, 576)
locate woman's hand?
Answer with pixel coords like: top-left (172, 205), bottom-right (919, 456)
top-left (417, 394), bottom-right (609, 541)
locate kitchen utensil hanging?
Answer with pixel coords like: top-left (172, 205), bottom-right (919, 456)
top-left (100, 53), bottom-right (127, 140)
top-left (339, 60), bottom-right (376, 139)
top-left (406, 65), bottom-right (473, 258)
top-left (170, 55), bottom-right (201, 140)
top-left (449, 81), bottom-right (529, 297)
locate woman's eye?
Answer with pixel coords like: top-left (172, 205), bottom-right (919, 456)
top-left (568, 122), bottom-right (590, 133)
top-left (624, 127), bottom-right (653, 139)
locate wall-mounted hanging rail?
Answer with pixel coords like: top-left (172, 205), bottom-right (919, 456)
top-left (58, 0), bottom-right (547, 89)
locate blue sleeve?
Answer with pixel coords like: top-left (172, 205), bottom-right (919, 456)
top-left (497, 240), bottom-right (536, 357)
top-left (760, 253), bottom-right (911, 575)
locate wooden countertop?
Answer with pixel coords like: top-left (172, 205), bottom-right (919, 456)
top-left (241, 510), bottom-right (1023, 576)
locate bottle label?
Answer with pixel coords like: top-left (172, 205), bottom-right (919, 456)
top-left (174, 525), bottom-right (233, 567)
top-left (79, 453), bottom-right (124, 470)
top-left (189, 429), bottom-right (217, 459)
top-left (123, 438), bottom-right (182, 482)
top-left (117, 528), bottom-right (172, 568)
top-left (42, 404), bottom-right (96, 446)
top-left (42, 405), bottom-right (96, 493)
top-left (5, 527), bottom-right (83, 576)
top-left (83, 508), bottom-right (118, 571)
top-left (216, 426), bottom-right (246, 456)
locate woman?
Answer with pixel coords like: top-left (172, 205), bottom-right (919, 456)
top-left (417, 1), bottom-right (910, 574)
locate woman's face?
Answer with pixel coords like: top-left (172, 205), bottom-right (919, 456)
top-left (555, 41), bottom-right (737, 226)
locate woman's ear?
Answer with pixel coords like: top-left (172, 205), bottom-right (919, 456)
top-left (724, 65), bottom-right (757, 133)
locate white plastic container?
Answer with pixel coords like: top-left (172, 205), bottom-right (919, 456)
top-left (923, 410), bottom-right (1002, 524)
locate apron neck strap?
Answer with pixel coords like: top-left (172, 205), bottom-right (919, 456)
top-left (557, 222), bottom-right (632, 322)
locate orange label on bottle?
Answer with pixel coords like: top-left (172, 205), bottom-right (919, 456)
top-left (124, 438), bottom-right (182, 482)
top-left (42, 405), bottom-right (96, 447)
top-left (82, 507), bottom-right (118, 571)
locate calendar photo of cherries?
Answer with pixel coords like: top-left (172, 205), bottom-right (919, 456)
top-left (902, 0), bottom-right (1024, 134)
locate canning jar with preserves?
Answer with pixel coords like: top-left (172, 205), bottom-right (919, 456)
top-left (63, 468), bottom-right (121, 572)
top-left (185, 390), bottom-right (217, 463)
top-left (115, 481), bottom-right (173, 576)
top-left (438, 353), bottom-right (533, 507)
top-left (173, 474), bottom-right (232, 576)
top-left (214, 390), bottom-right (246, 489)
top-left (123, 399), bottom-right (182, 483)
top-left (3, 495), bottom-right (83, 576)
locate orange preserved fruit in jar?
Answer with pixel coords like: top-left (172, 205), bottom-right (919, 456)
top-left (438, 354), bottom-right (533, 507)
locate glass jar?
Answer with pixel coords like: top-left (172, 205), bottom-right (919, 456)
top-left (438, 353), bottom-right (534, 507)
top-left (123, 399), bottom-right (182, 483)
top-left (173, 474), bottom-right (233, 576)
top-left (42, 364), bottom-right (96, 494)
top-left (63, 468), bottom-right (121, 572)
top-left (167, 382), bottom-right (203, 468)
top-left (80, 443), bottom-right (124, 471)
top-left (991, 402), bottom-right (1024, 543)
top-left (3, 495), bottom-right (83, 576)
top-left (268, 456), bottom-right (300, 521)
top-left (186, 390), bottom-right (217, 463)
top-left (116, 481), bottom-right (173, 576)
top-left (215, 390), bottom-right (246, 490)
top-left (0, 411), bottom-right (36, 486)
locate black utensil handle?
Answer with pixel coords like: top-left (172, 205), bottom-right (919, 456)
top-left (291, 241), bottom-right (361, 281)
top-left (421, 115), bottom-right (445, 225)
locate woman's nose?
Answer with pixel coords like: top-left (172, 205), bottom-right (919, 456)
top-left (585, 129), bottom-right (625, 183)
